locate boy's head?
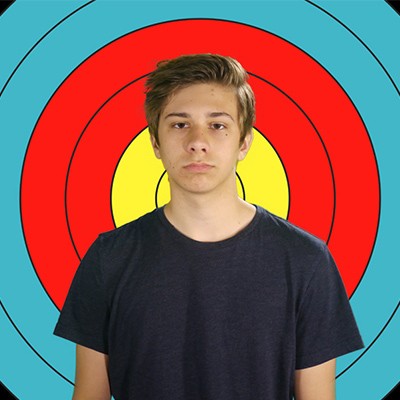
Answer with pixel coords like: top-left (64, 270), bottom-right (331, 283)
top-left (144, 53), bottom-right (255, 145)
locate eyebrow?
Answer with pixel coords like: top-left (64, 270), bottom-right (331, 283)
top-left (164, 112), bottom-right (234, 121)
top-left (164, 112), bottom-right (190, 119)
top-left (209, 112), bottom-right (234, 121)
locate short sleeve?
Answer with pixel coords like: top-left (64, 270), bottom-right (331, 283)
top-left (53, 235), bottom-right (109, 354)
top-left (295, 244), bottom-right (364, 369)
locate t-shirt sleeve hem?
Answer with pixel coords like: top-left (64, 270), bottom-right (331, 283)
top-left (295, 334), bottom-right (365, 370)
top-left (53, 323), bottom-right (108, 355)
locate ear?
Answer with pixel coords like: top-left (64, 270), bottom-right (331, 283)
top-left (237, 130), bottom-right (254, 161)
top-left (150, 134), bottom-right (161, 159)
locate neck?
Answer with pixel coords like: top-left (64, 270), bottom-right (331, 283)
top-left (163, 190), bottom-right (256, 242)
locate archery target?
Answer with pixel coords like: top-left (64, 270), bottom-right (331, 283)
top-left (20, 18), bottom-right (377, 309)
top-left (1, 2), bottom-right (399, 399)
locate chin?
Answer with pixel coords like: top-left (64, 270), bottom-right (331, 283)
top-left (173, 182), bottom-right (216, 195)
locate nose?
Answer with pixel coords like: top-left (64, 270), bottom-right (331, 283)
top-left (185, 126), bottom-right (209, 153)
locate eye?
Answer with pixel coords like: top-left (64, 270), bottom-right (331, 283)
top-left (172, 122), bottom-right (189, 129)
top-left (210, 123), bottom-right (226, 130)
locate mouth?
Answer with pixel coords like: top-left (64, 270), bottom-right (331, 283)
top-left (183, 162), bottom-right (214, 172)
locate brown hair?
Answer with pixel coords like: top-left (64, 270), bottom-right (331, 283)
top-left (144, 53), bottom-right (255, 144)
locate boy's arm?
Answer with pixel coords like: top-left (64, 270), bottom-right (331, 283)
top-left (72, 344), bottom-right (111, 400)
top-left (294, 358), bottom-right (336, 400)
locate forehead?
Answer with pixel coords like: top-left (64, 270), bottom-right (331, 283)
top-left (161, 83), bottom-right (238, 115)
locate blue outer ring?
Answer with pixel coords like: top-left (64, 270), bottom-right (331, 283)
top-left (0, 1), bottom-right (399, 399)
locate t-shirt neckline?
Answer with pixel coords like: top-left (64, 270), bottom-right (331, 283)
top-left (156, 204), bottom-right (262, 249)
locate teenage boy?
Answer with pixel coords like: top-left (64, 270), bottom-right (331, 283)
top-left (54, 54), bottom-right (364, 400)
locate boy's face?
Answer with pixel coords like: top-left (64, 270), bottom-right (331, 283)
top-left (150, 82), bottom-right (253, 197)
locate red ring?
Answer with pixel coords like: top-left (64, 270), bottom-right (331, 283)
top-left (21, 19), bottom-right (379, 308)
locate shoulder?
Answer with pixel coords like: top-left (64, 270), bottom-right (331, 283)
top-left (253, 205), bottom-right (334, 290)
top-left (95, 208), bottom-right (160, 252)
top-left (255, 205), bottom-right (327, 255)
top-left (255, 206), bottom-right (344, 313)
top-left (81, 208), bottom-right (161, 277)
top-left (81, 208), bottom-right (161, 291)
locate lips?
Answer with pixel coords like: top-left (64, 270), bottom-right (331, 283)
top-left (183, 162), bottom-right (213, 172)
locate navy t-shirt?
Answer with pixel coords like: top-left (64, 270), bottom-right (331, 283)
top-left (54, 205), bottom-right (364, 399)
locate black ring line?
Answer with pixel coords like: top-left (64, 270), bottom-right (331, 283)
top-left (155, 170), bottom-right (168, 208)
top-left (0, 300), bottom-right (74, 386)
top-left (382, 380), bottom-right (400, 400)
top-left (0, 380), bottom-right (17, 400)
top-left (0, 1), bottom-right (14, 18)
top-left (386, 0), bottom-right (400, 16)
top-left (0, 0), bottom-right (95, 97)
top-left (336, 300), bottom-right (400, 380)
top-left (306, 0), bottom-right (399, 97)
top-left (236, 171), bottom-right (246, 201)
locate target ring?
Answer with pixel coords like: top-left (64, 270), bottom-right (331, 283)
top-left (20, 20), bottom-right (379, 310)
